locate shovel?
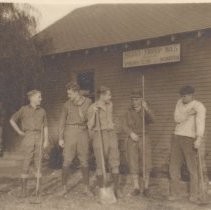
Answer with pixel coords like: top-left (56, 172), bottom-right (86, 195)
top-left (96, 110), bottom-right (117, 204)
top-left (30, 125), bottom-right (44, 204)
top-left (197, 148), bottom-right (208, 204)
top-left (141, 73), bottom-right (147, 191)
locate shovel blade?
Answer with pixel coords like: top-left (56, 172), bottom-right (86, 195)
top-left (99, 186), bottom-right (117, 204)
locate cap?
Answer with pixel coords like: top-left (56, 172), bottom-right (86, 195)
top-left (27, 90), bottom-right (41, 98)
top-left (65, 82), bottom-right (80, 91)
top-left (130, 89), bottom-right (143, 98)
top-left (97, 86), bottom-right (110, 95)
top-left (179, 85), bottom-right (195, 96)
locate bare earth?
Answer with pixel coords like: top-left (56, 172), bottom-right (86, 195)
top-left (0, 170), bottom-right (210, 210)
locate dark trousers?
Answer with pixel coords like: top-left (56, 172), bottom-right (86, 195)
top-left (169, 135), bottom-right (198, 198)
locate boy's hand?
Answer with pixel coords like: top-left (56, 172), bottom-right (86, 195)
top-left (130, 132), bottom-right (139, 142)
top-left (187, 109), bottom-right (196, 116)
top-left (59, 139), bottom-right (64, 148)
top-left (194, 137), bottom-right (203, 149)
top-left (43, 140), bottom-right (49, 149)
top-left (93, 104), bottom-right (99, 113)
top-left (18, 130), bottom-right (25, 136)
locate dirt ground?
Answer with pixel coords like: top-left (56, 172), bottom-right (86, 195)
top-left (0, 170), bottom-right (211, 210)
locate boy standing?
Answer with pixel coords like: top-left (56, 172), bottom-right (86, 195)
top-left (10, 90), bottom-right (49, 197)
top-left (123, 89), bottom-right (154, 196)
top-left (87, 86), bottom-right (121, 198)
top-left (169, 85), bottom-right (206, 204)
top-left (58, 82), bottom-right (92, 196)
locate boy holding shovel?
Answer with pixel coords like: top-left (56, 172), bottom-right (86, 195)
top-left (123, 89), bottom-right (154, 197)
top-left (10, 90), bottom-right (49, 198)
top-left (169, 85), bottom-right (207, 204)
top-left (87, 86), bottom-right (121, 199)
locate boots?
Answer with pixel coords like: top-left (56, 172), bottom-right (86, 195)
top-left (81, 167), bottom-right (93, 196)
top-left (97, 175), bottom-right (104, 188)
top-left (61, 166), bottom-right (69, 196)
top-left (112, 173), bottom-right (123, 198)
top-left (129, 174), bottom-right (141, 196)
top-left (20, 178), bottom-right (27, 198)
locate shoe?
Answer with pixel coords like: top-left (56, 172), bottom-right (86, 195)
top-left (115, 188), bottom-right (124, 199)
top-left (59, 185), bottom-right (68, 198)
top-left (143, 188), bottom-right (150, 197)
top-left (130, 189), bottom-right (141, 196)
top-left (189, 196), bottom-right (200, 204)
top-left (82, 185), bottom-right (93, 197)
top-left (167, 195), bottom-right (181, 201)
top-left (19, 178), bottom-right (27, 198)
top-left (189, 196), bottom-right (208, 205)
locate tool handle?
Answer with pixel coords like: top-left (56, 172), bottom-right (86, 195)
top-left (35, 124), bottom-right (44, 196)
top-left (198, 148), bottom-right (206, 200)
top-left (96, 110), bottom-right (107, 182)
top-left (142, 74), bottom-right (146, 183)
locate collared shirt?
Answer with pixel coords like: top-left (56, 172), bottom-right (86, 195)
top-left (11, 105), bottom-right (47, 131)
top-left (58, 96), bottom-right (92, 139)
top-left (87, 100), bottom-right (114, 130)
top-left (123, 106), bottom-right (154, 136)
top-left (174, 99), bottom-right (206, 138)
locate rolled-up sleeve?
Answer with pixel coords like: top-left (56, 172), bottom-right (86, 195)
top-left (11, 107), bottom-right (23, 122)
top-left (58, 103), bottom-right (68, 140)
top-left (43, 110), bottom-right (48, 127)
top-left (195, 102), bottom-right (206, 137)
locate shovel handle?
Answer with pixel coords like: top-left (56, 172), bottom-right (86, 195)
top-left (142, 74), bottom-right (146, 184)
top-left (198, 148), bottom-right (206, 200)
top-left (96, 110), bottom-right (107, 182)
top-left (35, 124), bottom-right (44, 196)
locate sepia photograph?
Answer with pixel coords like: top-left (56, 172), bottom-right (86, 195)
top-left (0, 0), bottom-right (211, 209)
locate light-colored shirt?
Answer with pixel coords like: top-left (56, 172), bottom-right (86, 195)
top-left (174, 99), bottom-right (206, 138)
top-left (87, 100), bottom-right (114, 130)
top-left (11, 105), bottom-right (47, 131)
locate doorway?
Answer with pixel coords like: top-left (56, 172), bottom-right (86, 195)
top-left (77, 71), bottom-right (95, 101)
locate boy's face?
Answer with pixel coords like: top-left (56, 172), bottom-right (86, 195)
top-left (67, 88), bottom-right (79, 100)
top-left (101, 90), bottom-right (112, 103)
top-left (30, 92), bottom-right (42, 106)
top-left (131, 97), bottom-right (142, 109)
top-left (181, 94), bottom-right (193, 104)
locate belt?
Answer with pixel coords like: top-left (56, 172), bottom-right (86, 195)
top-left (65, 124), bottom-right (87, 129)
top-left (25, 130), bottom-right (41, 133)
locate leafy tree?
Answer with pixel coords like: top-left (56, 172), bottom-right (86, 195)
top-left (0, 3), bottom-right (49, 150)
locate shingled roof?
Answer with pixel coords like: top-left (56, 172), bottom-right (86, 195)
top-left (35, 3), bottom-right (211, 55)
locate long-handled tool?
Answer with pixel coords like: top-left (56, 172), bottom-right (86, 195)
top-left (142, 73), bottom-right (147, 191)
top-left (197, 148), bottom-right (208, 204)
top-left (30, 125), bottom-right (44, 204)
top-left (96, 110), bottom-right (117, 204)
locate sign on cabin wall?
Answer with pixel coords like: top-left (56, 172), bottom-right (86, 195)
top-left (123, 43), bottom-right (180, 68)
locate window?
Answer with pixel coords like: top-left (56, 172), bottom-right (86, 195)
top-left (77, 71), bottom-right (95, 101)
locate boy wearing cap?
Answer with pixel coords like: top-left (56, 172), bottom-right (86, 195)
top-left (169, 85), bottom-right (206, 204)
top-left (10, 90), bottom-right (49, 197)
top-left (87, 86), bottom-right (121, 198)
top-left (58, 82), bottom-right (92, 196)
top-left (123, 89), bottom-right (154, 197)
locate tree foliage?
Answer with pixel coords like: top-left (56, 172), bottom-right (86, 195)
top-left (0, 3), bottom-right (45, 110)
top-left (0, 3), bottom-right (51, 150)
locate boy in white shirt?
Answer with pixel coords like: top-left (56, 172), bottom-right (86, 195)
top-left (169, 85), bottom-right (206, 204)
